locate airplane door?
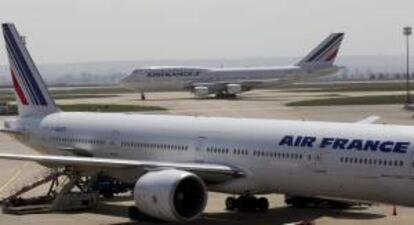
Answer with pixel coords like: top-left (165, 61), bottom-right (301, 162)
top-left (314, 148), bottom-right (327, 173)
top-left (195, 136), bottom-right (207, 163)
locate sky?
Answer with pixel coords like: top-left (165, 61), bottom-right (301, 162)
top-left (0, 0), bottom-right (414, 64)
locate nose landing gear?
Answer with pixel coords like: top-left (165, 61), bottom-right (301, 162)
top-left (140, 92), bottom-right (146, 100)
top-left (225, 195), bottom-right (269, 212)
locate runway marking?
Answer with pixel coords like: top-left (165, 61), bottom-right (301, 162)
top-left (0, 162), bottom-right (29, 198)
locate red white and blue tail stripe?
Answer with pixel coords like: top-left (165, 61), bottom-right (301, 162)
top-left (2, 23), bottom-right (58, 117)
top-left (297, 33), bottom-right (344, 67)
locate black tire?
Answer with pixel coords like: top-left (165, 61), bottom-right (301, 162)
top-left (237, 196), bottom-right (258, 212)
top-left (225, 197), bottom-right (237, 211)
top-left (236, 196), bottom-right (248, 212)
top-left (257, 197), bottom-right (269, 212)
top-left (228, 94), bottom-right (237, 99)
top-left (128, 206), bottom-right (143, 220)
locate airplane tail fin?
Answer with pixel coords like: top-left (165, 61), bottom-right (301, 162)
top-left (296, 33), bottom-right (344, 67)
top-left (2, 23), bottom-right (58, 117)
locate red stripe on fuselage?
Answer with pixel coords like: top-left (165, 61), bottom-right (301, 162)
top-left (11, 69), bottom-right (28, 105)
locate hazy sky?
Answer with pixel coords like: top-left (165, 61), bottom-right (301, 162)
top-left (1, 0), bottom-right (414, 64)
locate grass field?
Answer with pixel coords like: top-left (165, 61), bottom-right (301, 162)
top-left (283, 81), bottom-right (407, 92)
top-left (49, 87), bottom-right (133, 95)
top-left (0, 94), bottom-right (119, 102)
top-left (0, 87), bottom-right (158, 114)
top-left (286, 94), bottom-right (407, 106)
top-left (4, 103), bottom-right (167, 115)
top-left (0, 87), bottom-right (133, 102)
top-left (59, 104), bottom-right (166, 112)
top-left (0, 87), bottom-right (132, 95)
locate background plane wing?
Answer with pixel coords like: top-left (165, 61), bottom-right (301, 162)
top-left (190, 79), bottom-right (281, 92)
top-left (0, 153), bottom-right (244, 183)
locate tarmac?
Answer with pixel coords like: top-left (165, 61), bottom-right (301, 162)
top-left (1, 89), bottom-right (414, 225)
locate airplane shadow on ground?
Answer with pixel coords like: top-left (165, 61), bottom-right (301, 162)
top-left (86, 203), bottom-right (385, 225)
top-left (133, 95), bottom-right (286, 102)
top-left (134, 97), bottom-right (196, 101)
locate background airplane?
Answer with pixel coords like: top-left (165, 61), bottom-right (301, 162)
top-left (3, 24), bottom-right (414, 223)
top-left (120, 33), bottom-right (344, 100)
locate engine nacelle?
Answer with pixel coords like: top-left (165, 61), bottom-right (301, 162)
top-left (133, 169), bottom-right (207, 222)
top-left (226, 84), bottom-right (242, 94)
top-left (193, 86), bottom-right (209, 97)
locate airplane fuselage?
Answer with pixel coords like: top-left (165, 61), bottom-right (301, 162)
top-left (11, 112), bottom-right (414, 206)
top-left (120, 65), bottom-right (339, 92)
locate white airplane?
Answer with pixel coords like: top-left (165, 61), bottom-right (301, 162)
top-left (0, 23), bottom-right (413, 223)
top-left (120, 33), bottom-right (344, 100)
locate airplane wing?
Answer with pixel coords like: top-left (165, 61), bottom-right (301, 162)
top-left (355, 115), bottom-right (380, 124)
top-left (190, 78), bottom-right (281, 91)
top-left (0, 153), bottom-right (244, 183)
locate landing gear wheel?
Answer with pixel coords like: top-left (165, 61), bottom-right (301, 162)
top-left (226, 195), bottom-right (269, 212)
top-left (237, 195), bottom-right (257, 212)
top-left (228, 94), bottom-right (237, 99)
top-left (215, 92), bottom-right (224, 98)
top-left (215, 93), bottom-right (237, 99)
top-left (128, 206), bottom-right (144, 220)
top-left (225, 197), bottom-right (237, 211)
top-left (236, 196), bottom-right (247, 212)
top-left (257, 197), bottom-right (269, 212)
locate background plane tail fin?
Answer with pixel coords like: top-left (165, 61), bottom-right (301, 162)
top-left (296, 33), bottom-right (344, 67)
top-left (2, 23), bottom-right (59, 117)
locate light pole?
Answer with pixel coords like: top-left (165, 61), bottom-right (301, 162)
top-left (404, 26), bottom-right (412, 105)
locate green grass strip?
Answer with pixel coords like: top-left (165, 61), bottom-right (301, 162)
top-left (286, 95), bottom-right (406, 106)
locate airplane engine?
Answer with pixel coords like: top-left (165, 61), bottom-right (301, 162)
top-left (133, 169), bottom-right (207, 222)
top-left (193, 86), bottom-right (209, 97)
top-left (226, 84), bottom-right (242, 94)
